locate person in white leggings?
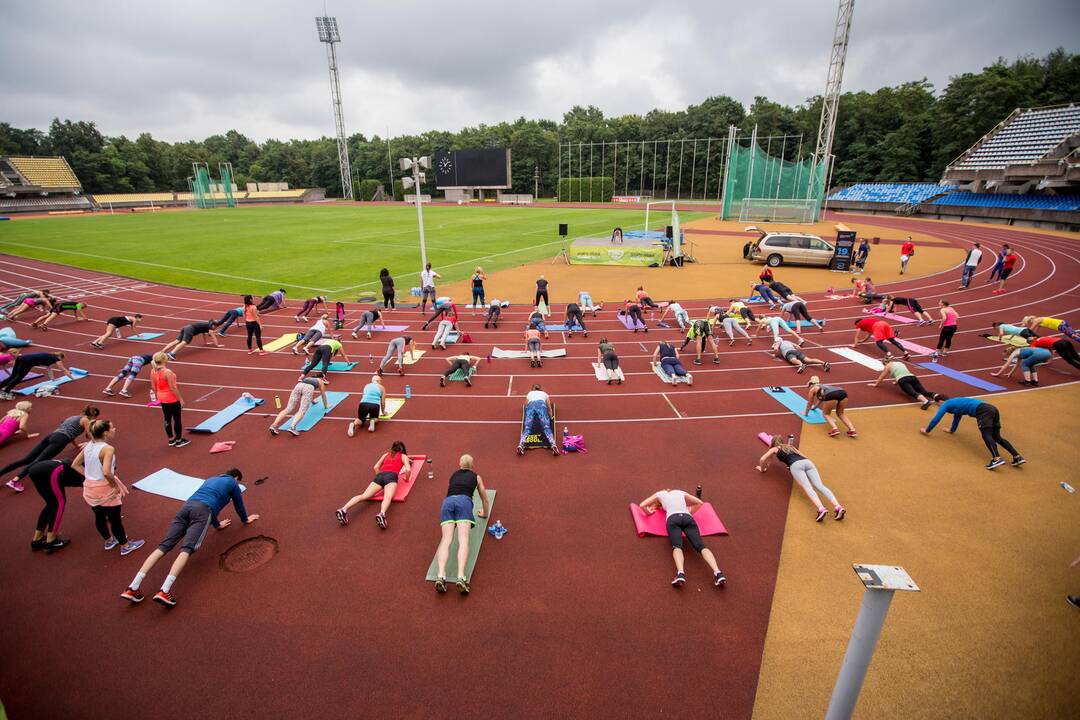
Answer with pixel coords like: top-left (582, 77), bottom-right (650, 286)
top-left (721, 316), bottom-right (752, 346)
top-left (432, 319), bottom-right (454, 349)
top-left (756, 436), bottom-right (845, 522)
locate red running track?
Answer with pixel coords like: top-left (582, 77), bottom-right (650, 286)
top-left (0, 217), bottom-right (1077, 719)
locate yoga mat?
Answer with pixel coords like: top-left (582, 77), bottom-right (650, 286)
top-left (629, 502), bottom-right (729, 538)
top-left (863, 309), bottom-right (916, 324)
top-left (592, 362), bottom-right (625, 382)
top-left (537, 299), bottom-right (550, 316)
top-left (189, 395), bottom-right (265, 433)
top-left (985, 334), bottom-right (1029, 348)
top-left (492, 347), bottom-right (567, 359)
top-left (370, 454), bottom-right (425, 502)
top-left (829, 347), bottom-right (885, 371)
top-left (447, 366), bottom-right (476, 383)
top-left (545, 323), bottom-right (571, 331)
top-left (134, 468), bottom-right (245, 502)
top-left (827, 294), bottom-right (854, 300)
top-left (897, 338), bottom-right (936, 356)
top-left (916, 362), bottom-right (1006, 392)
top-left (617, 312), bottom-right (646, 331)
top-left (783, 320), bottom-right (821, 329)
top-left (16, 368), bottom-right (89, 396)
top-left (127, 332), bottom-right (165, 341)
top-left (379, 397), bottom-right (405, 419)
top-left (651, 362), bottom-right (691, 385)
top-left (761, 386), bottom-right (826, 424)
top-left (746, 296), bottom-right (766, 303)
top-left (300, 361), bottom-right (357, 372)
top-left (401, 349), bottom-right (426, 365)
top-left (0, 369), bottom-right (41, 384)
top-left (294, 391), bottom-right (349, 432)
top-left (425, 489), bottom-right (496, 583)
top-left (370, 324), bottom-right (409, 332)
top-left (521, 403), bottom-right (556, 450)
top-left (757, 432), bottom-right (774, 446)
top-left (264, 333), bottom-right (297, 352)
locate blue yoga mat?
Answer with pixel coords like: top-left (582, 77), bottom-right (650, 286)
top-left (761, 386), bottom-right (826, 424)
top-left (16, 368), bottom-right (89, 395)
top-left (299, 361), bottom-right (356, 372)
top-left (915, 362), bottom-right (1006, 392)
top-left (128, 332), bottom-right (165, 341)
top-left (134, 468), bottom-right (245, 502)
top-left (783, 320), bottom-right (822, 329)
top-left (294, 391), bottom-right (349, 432)
top-left (189, 395), bottom-right (265, 433)
top-left (746, 296), bottom-right (766, 303)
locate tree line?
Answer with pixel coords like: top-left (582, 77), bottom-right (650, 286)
top-left (0, 49), bottom-right (1075, 197)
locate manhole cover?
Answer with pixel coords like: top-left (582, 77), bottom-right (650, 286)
top-left (219, 536), bottom-right (278, 573)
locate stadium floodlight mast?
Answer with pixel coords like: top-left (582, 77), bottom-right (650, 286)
top-left (400, 156), bottom-right (431, 270)
top-left (811, 0), bottom-right (855, 219)
top-left (315, 16), bottom-right (354, 200)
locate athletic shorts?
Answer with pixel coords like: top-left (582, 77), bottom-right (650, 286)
top-left (527, 338), bottom-right (541, 351)
top-left (1000, 267), bottom-right (1014, 280)
top-left (116, 355), bottom-right (146, 379)
top-left (158, 500), bottom-right (213, 554)
top-left (822, 389), bottom-right (848, 402)
top-left (784, 350), bottom-right (806, 362)
top-left (177, 328), bottom-right (195, 343)
top-left (666, 513), bottom-right (705, 552)
top-left (440, 494), bottom-right (475, 525)
top-left (373, 471), bottom-right (399, 487)
top-left (974, 403), bottom-right (1000, 430)
top-left (23, 297), bottom-right (39, 307)
top-left (357, 402), bottom-right (380, 422)
top-left (107, 316), bottom-right (132, 328)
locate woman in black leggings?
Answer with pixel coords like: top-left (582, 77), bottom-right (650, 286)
top-left (2, 405), bottom-right (98, 493)
top-left (565, 303), bottom-right (587, 337)
top-left (873, 360), bottom-right (946, 409)
top-left (242, 295), bottom-right (264, 354)
top-left (29, 458), bottom-right (85, 552)
top-left (596, 338), bottom-right (621, 384)
top-left (379, 268), bottom-right (395, 309)
top-left (534, 276), bottom-right (549, 308)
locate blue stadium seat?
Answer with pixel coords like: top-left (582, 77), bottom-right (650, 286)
top-left (827, 183), bottom-right (953, 204)
top-left (931, 192), bottom-right (1080, 211)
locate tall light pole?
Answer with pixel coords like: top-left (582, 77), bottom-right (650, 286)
top-left (400, 156), bottom-right (431, 270)
top-left (811, 0), bottom-right (855, 220)
top-left (534, 165), bottom-right (540, 199)
top-left (315, 16), bottom-right (353, 200)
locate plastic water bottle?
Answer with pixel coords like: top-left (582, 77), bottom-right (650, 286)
top-left (405, 385), bottom-right (411, 399)
top-left (368, 354), bottom-right (373, 364)
top-left (563, 426), bottom-right (569, 438)
top-left (695, 485), bottom-right (702, 499)
top-left (274, 395), bottom-right (281, 409)
top-left (787, 433), bottom-right (796, 446)
top-left (426, 458), bottom-right (433, 480)
top-left (1062, 482), bottom-right (1076, 494)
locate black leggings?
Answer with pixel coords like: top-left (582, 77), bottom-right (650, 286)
top-left (301, 346), bottom-right (332, 375)
top-left (979, 425), bottom-right (1018, 459)
top-left (739, 307), bottom-right (757, 323)
top-left (937, 325), bottom-right (957, 350)
top-left (627, 307), bottom-right (644, 323)
top-left (92, 505), bottom-right (127, 544)
top-left (1053, 338), bottom-right (1080, 370)
top-left (485, 306), bottom-right (501, 325)
top-left (566, 309), bottom-right (586, 331)
top-left (789, 303), bottom-right (812, 322)
top-left (245, 321), bottom-right (263, 350)
top-left (602, 352), bottom-right (619, 370)
top-left (666, 514), bottom-right (705, 552)
top-left (897, 375), bottom-right (932, 400)
top-left (0, 357), bottom-right (40, 392)
top-left (160, 401), bottom-right (183, 441)
top-left (639, 296), bottom-right (658, 308)
top-left (444, 359), bottom-right (470, 377)
top-left (31, 465), bottom-right (67, 534)
top-left (422, 306), bottom-right (449, 330)
top-left (383, 291), bottom-right (395, 309)
top-left (256, 295), bottom-right (276, 311)
top-left (876, 337), bottom-right (905, 354)
top-left (535, 289), bottom-right (549, 307)
top-left (0, 431), bottom-right (69, 481)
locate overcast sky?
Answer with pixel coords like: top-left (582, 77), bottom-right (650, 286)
top-left (2, 0), bottom-right (1077, 143)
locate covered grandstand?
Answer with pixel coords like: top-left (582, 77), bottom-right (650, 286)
top-left (0, 156), bottom-right (92, 214)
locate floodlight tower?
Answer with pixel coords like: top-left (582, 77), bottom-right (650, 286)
top-left (400, 156), bottom-right (431, 270)
top-left (316, 16), bottom-right (353, 200)
top-left (812, 0), bottom-right (855, 212)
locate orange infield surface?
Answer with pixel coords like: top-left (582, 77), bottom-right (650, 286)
top-left (0, 207), bottom-right (1078, 718)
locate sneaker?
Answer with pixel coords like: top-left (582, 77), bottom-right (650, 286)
top-left (796, 364), bottom-right (807, 374)
top-left (90, 342), bottom-right (103, 349)
top-left (104, 537), bottom-right (120, 551)
top-left (823, 362), bottom-right (832, 372)
top-left (375, 513), bottom-right (387, 529)
top-left (815, 508), bottom-right (828, 522)
top-left (986, 457), bottom-right (1006, 470)
top-left (120, 587), bottom-right (144, 603)
top-left (671, 572), bottom-right (686, 587)
top-left (173, 438), bottom-right (191, 448)
top-left (347, 422), bottom-right (356, 437)
top-left (435, 578), bottom-right (447, 593)
top-left (168, 439), bottom-right (178, 447)
top-left (464, 375), bottom-right (472, 387)
top-left (883, 352), bottom-right (894, 362)
top-left (366, 332), bottom-right (372, 339)
top-left (6, 478), bottom-right (24, 493)
top-left (930, 351), bottom-right (940, 361)
top-left (714, 570), bottom-right (727, 587)
top-left (351, 332), bottom-right (358, 339)
top-left (120, 539), bottom-right (145, 556)
top-left (846, 430), bottom-right (858, 438)
top-left (1011, 455), bottom-right (1026, 467)
top-left (119, 390), bottom-right (131, 398)
top-left (516, 445), bottom-right (525, 455)
top-left (286, 427), bottom-right (300, 437)
top-left (835, 506), bottom-right (846, 521)
top-left (920, 399), bottom-right (933, 410)
top-left (152, 590), bottom-right (177, 607)
top-left (693, 359), bottom-right (702, 365)
top-left (1068, 596), bottom-right (1080, 610)
top-left (368, 419), bottom-right (376, 432)
top-left (31, 538), bottom-right (48, 552)
top-left (529, 360), bottom-right (536, 368)
top-left (551, 446), bottom-right (561, 457)
top-left (0, 392), bottom-right (14, 400)
top-left (439, 377), bottom-right (446, 387)
top-left (269, 426), bottom-right (279, 436)
top-left (456, 578), bottom-right (470, 595)
top-left (377, 367), bottom-right (383, 376)
top-left (43, 537), bottom-right (70, 553)
top-left (166, 352), bottom-right (176, 360)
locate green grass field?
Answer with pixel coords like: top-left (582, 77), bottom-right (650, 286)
top-left (0, 204), bottom-right (708, 299)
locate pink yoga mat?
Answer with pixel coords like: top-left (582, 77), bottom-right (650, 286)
top-left (369, 453), bottom-right (426, 503)
top-left (629, 502), bottom-right (728, 538)
top-left (757, 432), bottom-right (773, 446)
top-left (898, 338), bottom-right (936, 355)
top-left (370, 325), bottom-right (410, 332)
top-left (864, 308), bottom-right (915, 324)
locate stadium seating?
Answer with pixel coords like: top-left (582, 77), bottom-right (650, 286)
top-left (6, 156), bottom-right (82, 188)
top-left (93, 193), bottom-right (176, 204)
top-left (931, 192), bottom-right (1080, 211)
top-left (950, 104), bottom-right (1080, 171)
top-left (827, 183), bottom-right (952, 204)
top-left (0, 196), bottom-right (92, 212)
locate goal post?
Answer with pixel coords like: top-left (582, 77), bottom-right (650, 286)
top-left (644, 200), bottom-right (682, 259)
top-left (738, 198), bottom-right (817, 223)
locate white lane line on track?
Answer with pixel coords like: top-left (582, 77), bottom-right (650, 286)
top-left (661, 393), bottom-right (682, 418)
top-left (194, 387), bottom-right (222, 403)
top-left (506, 375), bottom-right (513, 397)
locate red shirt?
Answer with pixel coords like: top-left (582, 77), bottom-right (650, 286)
top-left (759, 268), bottom-right (774, 283)
top-left (1002, 253), bottom-right (1018, 270)
top-left (380, 451), bottom-right (406, 474)
top-left (901, 242), bottom-right (914, 256)
top-left (1030, 336), bottom-right (1056, 349)
top-left (855, 317), bottom-right (879, 333)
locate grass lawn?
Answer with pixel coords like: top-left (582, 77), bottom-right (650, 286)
top-left (0, 204), bottom-right (708, 299)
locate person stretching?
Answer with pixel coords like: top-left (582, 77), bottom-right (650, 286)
top-left (471, 267), bottom-right (487, 307)
top-left (91, 314), bottom-right (143, 348)
top-left (242, 295), bottom-right (265, 355)
top-left (769, 281), bottom-right (796, 302)
top-left (597, 338), bottom-right (621, 384)
top-left (102, 353), bottom-right (154, 398)
top-left (352, 308), bottom-right (386, 339)
top-left (1029, 335), bottom-right (1080, 371)
top-left (80, 419), bottom-right (144, 556)
top-left (728, 299), bottom-right (756, 324)
top-left (348, 375), bottom-right (386, 435)
top-left (921, 398), bottom-right (1024, 470)
top-left (527, 309), bottom-right (549, 338)
top-left (933, 300), bottom-right (960, 359)
top-left (256, 289), bottom-right (286, 312)
top-left (534, 275), bottom-right (550, 309)
top-left (870, 360), bottom-right (946, 409)
top-left (161, 320), bottom-right (222, 358)
top-left (773, 340), bottom-right (830, 374)
top-left (565, 302), bottom-right (588, 337)
top-left (294, 296), bottom-right (326, 322)
top-left (681, 319), bottom-right (720, 365)
top-left (32, 299), bottom-right (88, 330)
top-left (804, 376), bottom-right (857, 437)
top-left (652, 341), bottom-right (688, 381)
top-left (293, 314), bottom-right (329, 355)
top-left (1025, 316), bottom-right (1079, 343)
top-left (421, 301), bottom-right (457, 331)
top-left (1, 405), bottom-right (98, 493)
top-left (335, 441), bottom-right (413, 529)
top-left (432, 318), bottom-right (455, 350)
top-left (525, 327), bottom-right (544, 368)
top-left (484, 299), bottom-right (502, 328)
top-left (517, 384), bottom-right (560, 456)
top-left (851, 318), bottom-right (908, 360)
top-left (991, 346), bottom-right (1052, 386)
top-left (781, 299), bottom-right (825, 332)
top-left (28, 458), bottom-right (84, 553)
top-left (721, 315), bottom-right (752, 347)
top-left (433, 454), bottom-right (491, 594)
top-left (299, 338), bottom-right (349, 379)
top-left (378, 335), bottom-right (417, 376)
top-left (3, 289), bottom-right (49, 323)
top-left (0, 351), bottom-right (73, 400)
top-left (0, 400), bottom-right (35, 448)
top-left (756, 436), bottom-right (845, 522)
top-left (623, 300), bottom-right (647, 331)
top-left (635, 286), bottom-right (659, 312)
top-left (900, 237), bottom-right (914, 274)
top-left (638, 489), bottom-right (727, 588)
top-left (215, 306), bottom-right (242, 336)
top-left (269, 374), bottom-right (328, 436)
top-left (660, 301), bottom-right (690, 329)
top-left (880, 295), bottom-right (933, 325)
top-left (121, 468), bottom-right (259, 607)
top-left (440, 353), bottom-right (480, 387)
top-left (751, 282), bottom-right (780, 309)
top-left (756, 315), bottom-right (805, 346)
top-left (419, 263), bottom-right (440, 314)
top-left (150, 352), bottom-right (189, 448)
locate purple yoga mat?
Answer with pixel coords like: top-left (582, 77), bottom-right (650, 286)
top-left (361, 325), bottom-right (410, 332)
top-left (864, 309), bottom-right (916, 324)
top-left (617, 312), bottom-right (646, 330)
top-left (0, 369), bottom-right (42, 384)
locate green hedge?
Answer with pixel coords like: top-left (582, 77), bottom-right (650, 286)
top-left (392, 179), bottom-right (405, 201)
top-left (358, 179), bottom-right (381, 201)
top-left (557, 177), bottom-right (614, 203)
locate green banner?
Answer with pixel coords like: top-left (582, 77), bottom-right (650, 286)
top-left (569, 244), bottom-right (663, 266)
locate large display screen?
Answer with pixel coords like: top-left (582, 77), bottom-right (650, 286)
top-left (434, 149), bottom-right (511, 189)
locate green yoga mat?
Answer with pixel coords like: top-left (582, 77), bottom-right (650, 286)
top-left (425, 489), bottom-right (496, 583)
top-left (448, 366), bottom-right (476, 382)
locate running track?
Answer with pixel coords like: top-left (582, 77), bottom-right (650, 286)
top-left (0, 217), bottom-right (1077, 719)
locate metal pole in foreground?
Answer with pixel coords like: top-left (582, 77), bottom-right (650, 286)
top-left (413, 161), bottom-right (428, 271)
top-left (826, 564), bottom-right (920, 720)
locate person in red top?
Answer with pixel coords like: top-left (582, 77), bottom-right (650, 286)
top-left (1031, 334), bottom-right (1080, 370)
top-left (994, 251), bottom-right (1019, 293)
top-left (524, 327), bottom-right (544, 367)
top-left (851, 318), bottom-right (908, 360)
top-left (759, 267), bottom-right (774, 284)
top-left (335, 441), bottom-right (413, 530)
top-left (900, 237), bottom-right (915, 274)
top-left (150, 352), bottom-right (189, 448)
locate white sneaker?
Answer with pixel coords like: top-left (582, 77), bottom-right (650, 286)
top-left (368, 419), bottom-right (376, 432)
top-left (347, 423), bottom-right (356, 437)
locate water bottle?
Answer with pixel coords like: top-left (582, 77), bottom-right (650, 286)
top-left (274, 394), bottom-right (281, 409)
top-left (695, 485), bottom-right (702, 499)
top-left (405, 385), bottom-right (411, 399)
top-left (426, 458), bottom-right (433, 480)
top-left (787, 433), bottom-right (796, 446)
top-left (1062, 482), bottom-right (1076, 494)
top-left (368, 354), bottom-right (373, 364)
top-left (563, 426), bottom-right (569, 438)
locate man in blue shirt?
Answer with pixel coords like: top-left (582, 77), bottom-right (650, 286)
top-left (921, 397), bottom-right (1024, 470)
top-left (121, 469), bottom-right (260, 607)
